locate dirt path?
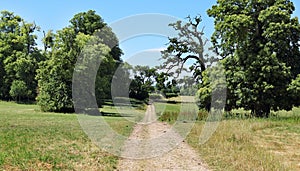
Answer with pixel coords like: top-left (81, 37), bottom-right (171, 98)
top-left (116, 105), bottom-right (209, 171)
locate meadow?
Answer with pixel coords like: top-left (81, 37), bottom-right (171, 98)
top-left (155, 101), bottom-right (300, 171)
top-left (0, 101), bottom-right (144, 170)
top-left (1, 100), bottom-right (300, 170)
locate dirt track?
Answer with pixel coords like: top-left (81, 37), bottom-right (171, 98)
top-left (116, 105), bottom-right (209, 171)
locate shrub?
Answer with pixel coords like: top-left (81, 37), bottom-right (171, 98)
top-left (9, 80), bottom-right (30, 101)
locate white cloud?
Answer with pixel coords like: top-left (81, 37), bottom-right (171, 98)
top-left (145, 47), bottom-right (167, 52)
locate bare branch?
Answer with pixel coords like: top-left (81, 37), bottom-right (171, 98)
top-left (160, 15), bottom-right (215, 81)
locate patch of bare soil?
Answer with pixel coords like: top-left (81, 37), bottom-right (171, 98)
top-left (116, 105), bottom-right (209, 171)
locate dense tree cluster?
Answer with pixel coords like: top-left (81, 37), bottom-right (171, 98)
top-left (0, 11), bottom-right (43, 101)
top-left (0, 10), bottom-right (122, 112)
top-left (163, 0), bottom-right (300, 117)
top-left (0, 10), bottom-right (179, 112)
top-left (207, 0), bottom-right (300, 117)
top-left (129, 66), bottom-right (179, 100)
top-left (36, 10), bottom-right (122, 112)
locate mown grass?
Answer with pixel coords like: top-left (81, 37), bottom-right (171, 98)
top-left (154, 98), bottom-right (300, 171)
top-left (0, 101), bottom-right (144, 170)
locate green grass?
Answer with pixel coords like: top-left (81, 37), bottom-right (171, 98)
top-left (154, 102), bottom-right (208, 123)
top-left (2, 99), bottom-right (300, 170)
top-left (154, 98), bottom-right (300, 170)
top-left (154, 102), bottom-right (199, 124)
top-left (186, 120), bottom-right (298, 171)
top-left (0, 101), bottom-right (144, 170)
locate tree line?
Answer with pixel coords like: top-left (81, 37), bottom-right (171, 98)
top-left (1, 0), bottom-right (300, 117)
top-left (0, 10), bottom-right (180, 112)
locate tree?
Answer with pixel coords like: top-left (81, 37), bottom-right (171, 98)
top-left (70, 10), bottom-right (106, 35)
top-left (0, 10), bottom-right (42, 101)
top-left (288, 74), bottom-right (300, 106)
top-left (129, 66), bottom-right (156, 101)
top-left (9, 80), bottom-right (29, 101)
top-left (42, 30), bottom-right (55, 52)
top-left (70, 10), bottom-right (122, 61)
top-left (196, 63), bottom-right (227, 111)
top-left (207, 0), bottom-right (300, 117)
top-left (154, 72), bottom-right (180, 98)
top-left (36, 10), bottom-right (122, 112)
top-left (178, 76), bottom-right (198, 96)
top-left (36, 27), bottom-right (78, 112)
top-left (161, 15), bottom-right (217, 81)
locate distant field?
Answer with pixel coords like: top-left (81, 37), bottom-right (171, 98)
top-left (154, 100), bottom-right (300, 170)
top-left (0, 101), bottom-right (143, 170)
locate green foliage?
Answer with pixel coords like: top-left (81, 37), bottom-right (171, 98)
top-left (9, 80), bottom-right (29, 101)
top-left (36, 27), bottom-right (78, 112)
top-left (158, 111), bottom-right (179, 123)
top-left (70, 10), bottom-right (106, 35)
top-left (129, 66), bottom-right (156, 101)
top-left (157, 107), bottom-right (208, 123)
top-left (127, 65), bottom-right (180, 101)
top-left (36, 11), bottom-right (121, 112)
top-left (178, 76), bottom-right (198, 96)
top-left (0, 10), bottom-right (42, 101)
top-left (288, 74), bottom-right (300, 106)
top-left (154, 72), bottom-right (179, 98)
top-left (196, 71), bottom-right (211, 111)
top-left (196, 63), bottom-right (227, 111)
top-left (207, 0), bottom-right (300, 117)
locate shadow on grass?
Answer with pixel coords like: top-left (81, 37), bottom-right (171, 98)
top-left (101, 111), bottom-right (134, 117)
top-left (15, 100), bottom-right (36, 105)
top-left (77, 108), bottom-right (135, 118)
top-left (103, 98), bottom-right (145, 107)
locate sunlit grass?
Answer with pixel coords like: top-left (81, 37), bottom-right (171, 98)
top-left (2, 99), bottom-right (299, 170)
top-left (0, 101), bottom-right (143, 170)
top-left (154, 98), bottom-right (300, 170)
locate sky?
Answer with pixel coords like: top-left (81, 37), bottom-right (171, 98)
top-left (1, 0), bottom-right (300, 65)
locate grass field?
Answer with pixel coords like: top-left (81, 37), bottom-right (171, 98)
top-left (0, 101), bottom-right (144, 170)
top-left (154, 101), bottom-right (300, 171)
top-left (1, 100), bottom-right (300, 170)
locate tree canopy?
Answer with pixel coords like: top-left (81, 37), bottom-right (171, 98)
top-left (36, 10), bottom-right (122, 112)
top-left (0, 10), bottom-right (42, 101)
top-left (207, 0), bottom-right (300, 117)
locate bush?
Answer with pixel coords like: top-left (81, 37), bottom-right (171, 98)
top-left (9, 80), bottom-right (30, 101)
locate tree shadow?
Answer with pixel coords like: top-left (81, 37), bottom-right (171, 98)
top-left (101, 111), bottom-right (134, 117)
top-left (77, 108), bottom-right (134, 117)
top-left (15, 100), bottom-right (36, 105)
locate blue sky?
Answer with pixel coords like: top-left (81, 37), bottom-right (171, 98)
top-left (1, 0), bottom-right (300, 65)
